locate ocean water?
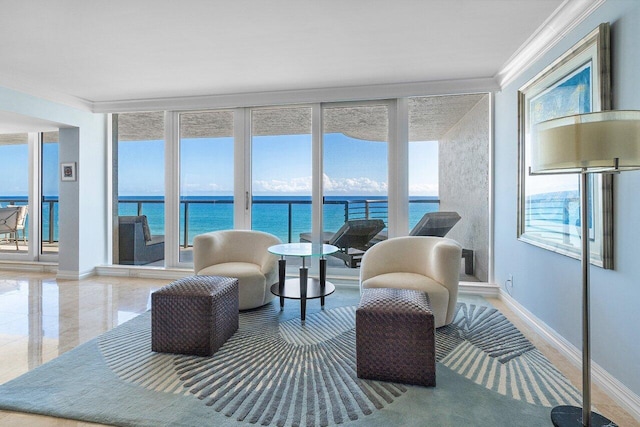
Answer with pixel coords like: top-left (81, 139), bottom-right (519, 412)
top-left (5, 192), bottom-right (580, 246)
top-left (3, 195), bottom-right (439, 245)
top-left (119, 196), bottom-right (440, 244)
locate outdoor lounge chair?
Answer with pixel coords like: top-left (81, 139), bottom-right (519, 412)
top-left (373, 211), bottom-right (461, 242)
top-left (300, 219), bottom-right (386, 268)
top-left (410, 211), bottom-right (461, 237)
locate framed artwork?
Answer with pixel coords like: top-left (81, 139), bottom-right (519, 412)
top-left (61, 162), bottom-right (77, 182)
top-left (517, 23), bottom-right (613, 269)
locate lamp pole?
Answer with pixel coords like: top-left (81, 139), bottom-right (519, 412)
top-left (532, 111), bottom-right (640, 427)
top-left (550, 170), bottom-right (614, 427)
top-left (580, 170), bottom-right (592, 427)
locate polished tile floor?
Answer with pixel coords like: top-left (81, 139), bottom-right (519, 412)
top-left (0, 270), bottom-right (636, 426)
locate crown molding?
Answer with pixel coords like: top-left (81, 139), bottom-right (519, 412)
top-left (91, 78), bottom-right (500, 113)
top-left (495, 0), bottom-right (606, 89)
top-left (0, 75), bottom-right (93, 112)
top-left (1, 1), bottom-right (603, 113)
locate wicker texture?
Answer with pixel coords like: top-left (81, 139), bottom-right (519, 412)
top-left (152, 276), bottom-right (238, 356)
top-left (356, 288), bottom-right (435, 386)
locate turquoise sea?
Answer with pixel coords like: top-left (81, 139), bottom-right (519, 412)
top-left (119, 196), bottom-right (440, 244)
top-left (4, 192), bottom-right (582, 246)
top-left (2, 195), bottom-right (440, 245)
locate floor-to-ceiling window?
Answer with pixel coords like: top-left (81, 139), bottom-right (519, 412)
top-left (0, 133), bottom-right (29, 255)
top-left (110, 94), bottom-right (489, 280)
top-left (115, 112), bottom-right (165, 266)
top-left (321, 104), bottom-right (389, 268)
top-left (179, 110), bottom-right (234, 263)
top-left (251, 107), bottom-right (312, 244)
top-left (408, 97), bottom-right (440, 230)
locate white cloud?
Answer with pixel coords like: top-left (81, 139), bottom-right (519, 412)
top-left (323, 174), bottom-right (387, 194)
top-left (252, 174), bottom-right (389, 195)
top-left (254, 176), bottom-right (312, 193)
top-left (409, 183), bottom-right (438, 196)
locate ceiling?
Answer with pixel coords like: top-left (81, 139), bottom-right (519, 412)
top-left (1, 0), bottom-right (601, 136)
top-left (0, 0), bottom-right (568, 105)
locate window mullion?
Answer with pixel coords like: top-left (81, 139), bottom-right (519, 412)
top-left (389, 98), bottom-right (409, 238)
top-left (164, 111), bottom-right (180, 267)
top-left (234, 108), bottom-right (250, 229)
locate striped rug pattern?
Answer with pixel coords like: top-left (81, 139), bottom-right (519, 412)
top-left (97, 301), bottom-right (579, 426)
top-left (438, 303), bottom-right (582, 407)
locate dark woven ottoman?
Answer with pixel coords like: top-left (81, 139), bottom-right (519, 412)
top-left (356, 288), bottom-right (436, 386)
top-left (151, 276), bottom-right (239, 356)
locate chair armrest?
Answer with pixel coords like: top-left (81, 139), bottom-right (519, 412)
top-left (427, 239), bottom-right (462, 324)
top-left (193, 233), bottom-right (219, 274)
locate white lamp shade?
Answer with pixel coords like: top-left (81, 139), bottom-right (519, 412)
top-left (531, 111), bottom-right (640, 174)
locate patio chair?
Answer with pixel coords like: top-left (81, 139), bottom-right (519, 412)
top-left (118, 215), bottom-right (165, 265)
top-left (374, 211), bottom-right (461, 242)
top-left (0, 206), bottom-right (27, 250)
top-left (300, 219), bottom-right (386, 268)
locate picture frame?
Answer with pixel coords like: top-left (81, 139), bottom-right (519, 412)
top-left (517, 23), bottom-right (613, 269)
top-left (61, 162), bottom-right (77, 182)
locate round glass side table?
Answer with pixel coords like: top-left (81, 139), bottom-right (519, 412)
top-left (268, 243), bottom-right (339, 321)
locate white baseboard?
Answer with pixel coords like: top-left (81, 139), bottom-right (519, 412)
top-left (0, 260), bottom-right (57, 273)
top-left (56, 268), bottom-right (95, 280)
top-left (95, 265), bottom-right (192, 280)
top-left (499, 289), bottom-right (640, 422)
top-left (460, 282), bottom-right (500, 297)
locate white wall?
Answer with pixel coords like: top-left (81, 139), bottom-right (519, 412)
top-left (0, 86), bottom-right (108, 277)
top-left (494, 0), bottom-right (640, 399)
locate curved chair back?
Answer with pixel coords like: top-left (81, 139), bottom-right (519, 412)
top-left (193, 230), bottom-right (281, 274)
top-left (360, 236), bottom-right (462, 324)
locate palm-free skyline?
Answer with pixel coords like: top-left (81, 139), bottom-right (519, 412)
top-left (0, 134), bottom-right (439, 198)
top-left (121, 133), bottom-right (439, 197)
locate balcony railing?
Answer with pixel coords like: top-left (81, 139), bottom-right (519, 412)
top-left (119, 197), bottom-right (439, 248)
top-left (1, 196), bottom-right (440, 249)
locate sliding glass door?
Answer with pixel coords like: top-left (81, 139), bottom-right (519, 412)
top-left (251, 107), bottom-right (312, 244)
top-left (0, 131), bottom-right (61, 260)
top-left (408, 98), bottom-right (440, 230)
top-left (0, 133), bottom-right (29, 256)
top-left (179, 110), bottom-right (234, 262)
top-left (115, 112), bottom-right (165, 266)
top-left (321, 103), bottom-right (389, 270)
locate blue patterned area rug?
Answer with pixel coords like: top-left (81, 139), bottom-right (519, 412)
top-left (0, 299), bottom-right (580, 427)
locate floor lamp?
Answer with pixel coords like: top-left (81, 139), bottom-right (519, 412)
top-left (531, 110), bottom-right (640, 427)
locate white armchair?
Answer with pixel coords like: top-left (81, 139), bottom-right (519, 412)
top-left (193, 230), bottom-right (281, 310)
top-left (359, 236), bottom-right (462, 327)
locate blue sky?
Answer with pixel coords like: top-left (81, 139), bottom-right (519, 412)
top-left (120, 133), bottom-right (438, 197)
top-left (0, 143), bottom-right (58, 197)
top-left (0, 134), bottom-right (438, 198)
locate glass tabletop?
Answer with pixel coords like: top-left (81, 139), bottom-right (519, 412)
top-left (268, 243), bottom-right (339, 257)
